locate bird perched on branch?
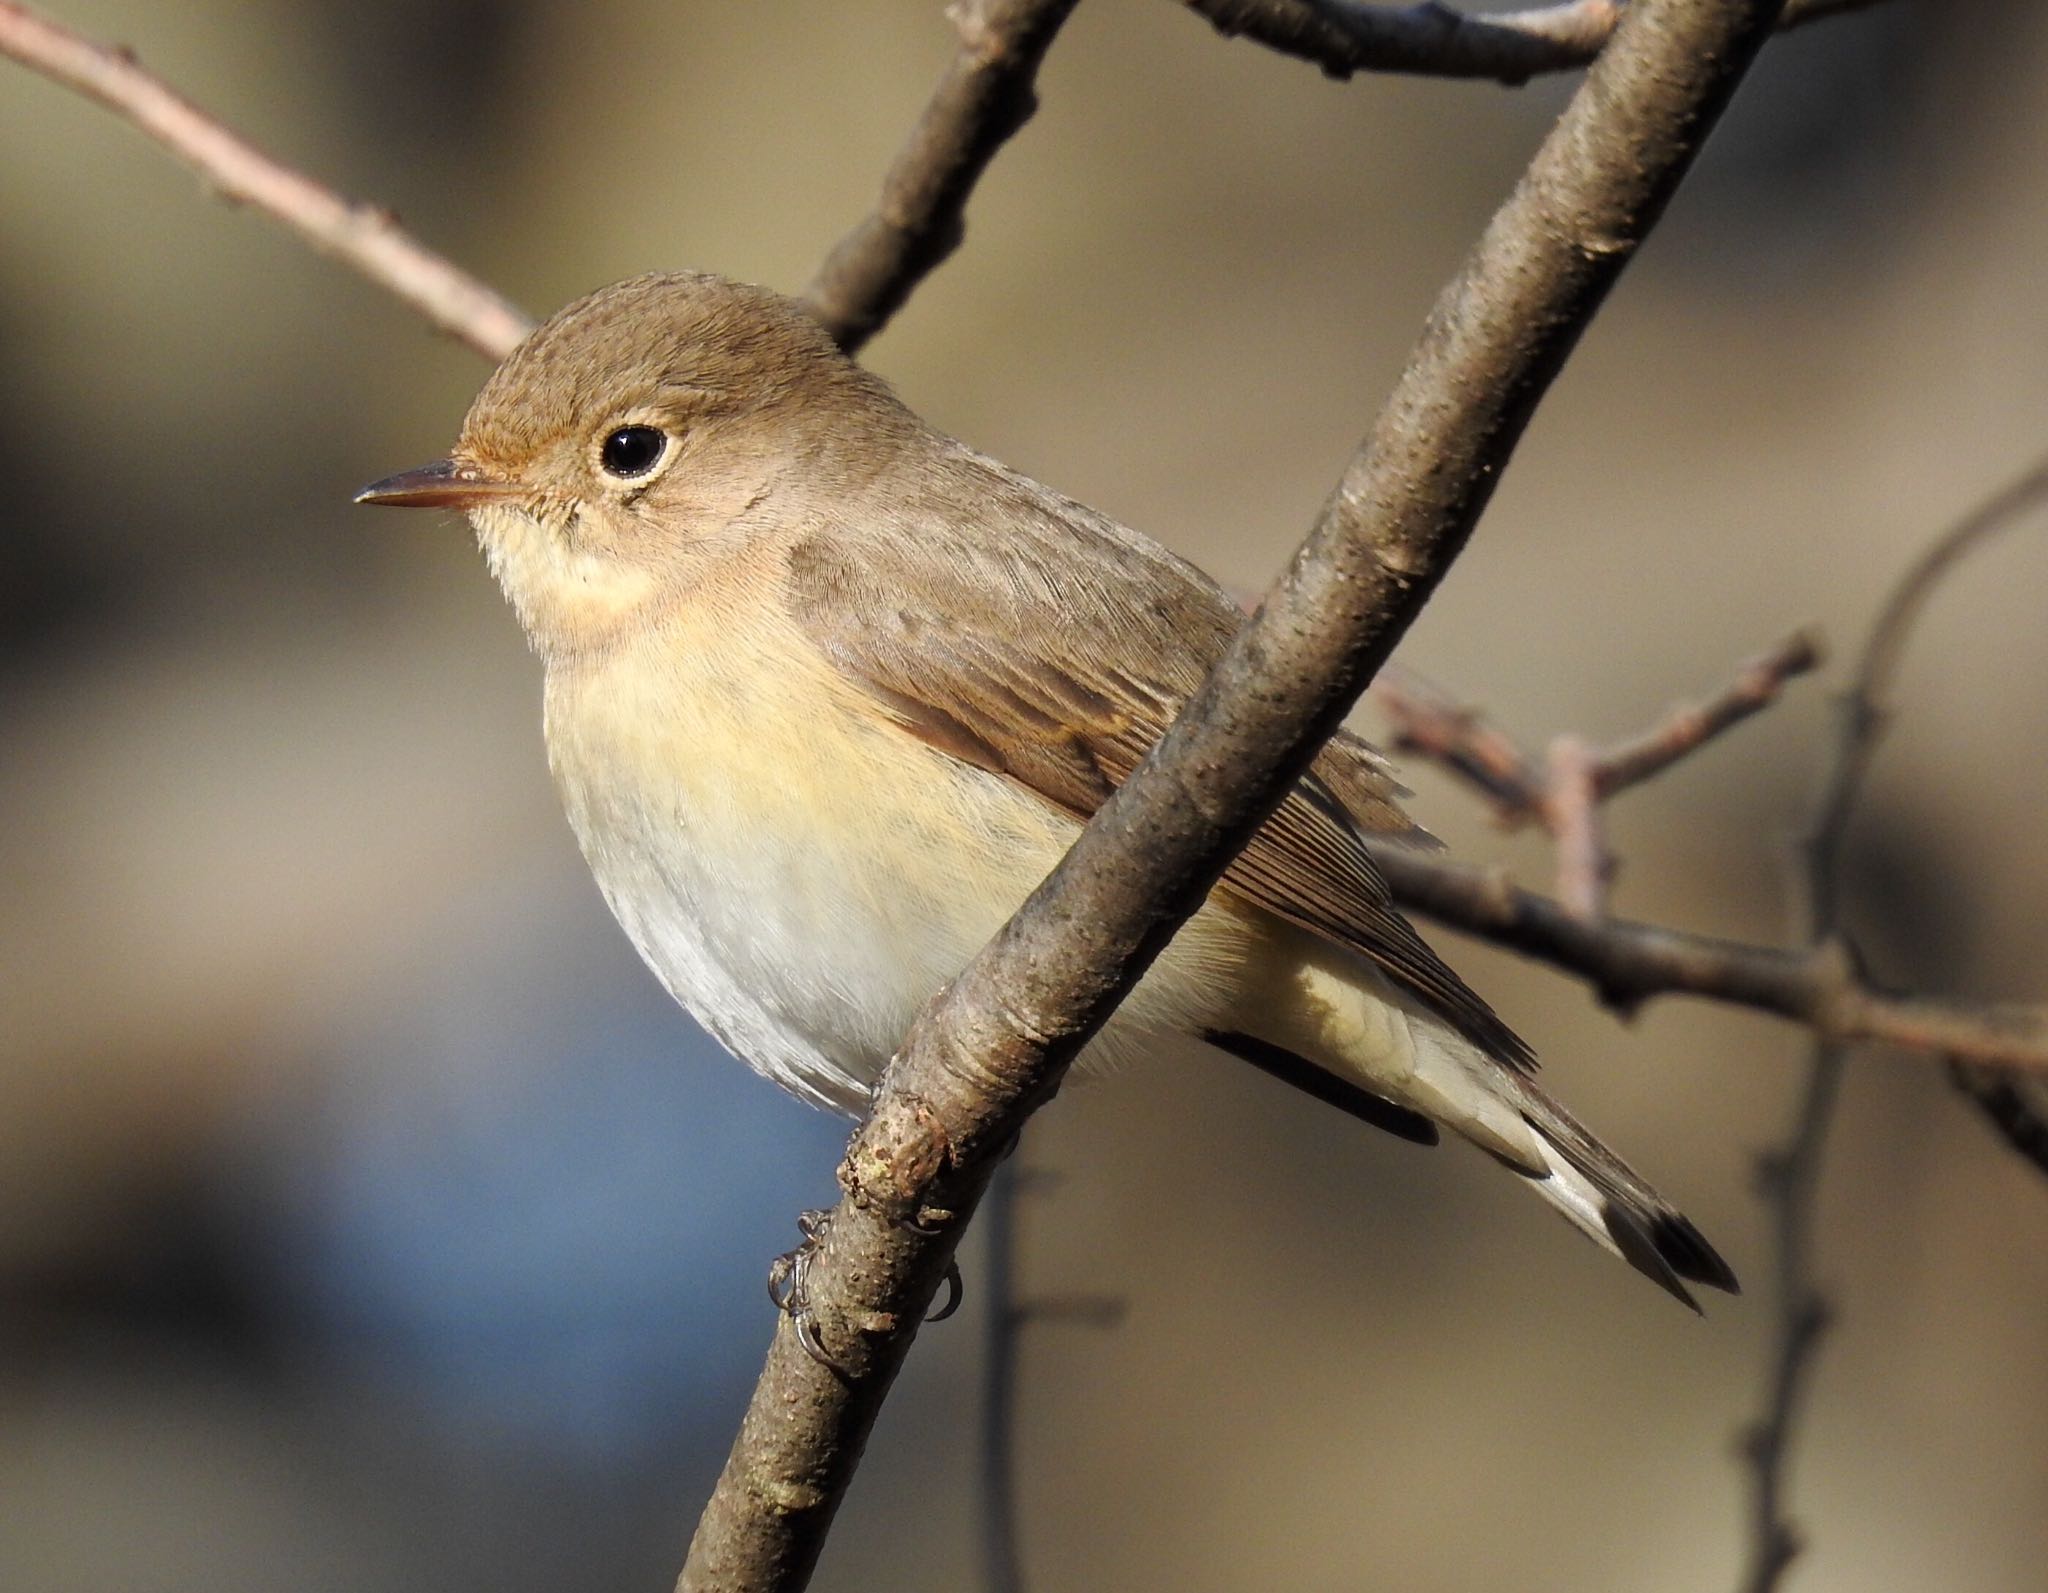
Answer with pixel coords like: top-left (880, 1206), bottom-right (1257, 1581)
top-left (359, 271), bottom-right (1737, 1309)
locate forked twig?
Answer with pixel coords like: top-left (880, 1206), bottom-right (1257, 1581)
top-left (1596, 631), bottom-right (1825, 797)
top-left (1375, 629), bottom-right (1823, 916)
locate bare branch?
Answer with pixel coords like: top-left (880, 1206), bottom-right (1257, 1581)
top-left (979, 1163), bottom-right (1026, 1593)
top-left (1545, 734), bottom-right (1612, 919)
top-left (0, 0), bottom-right (1080, 362)
top-left (1373, 666), bottom-right (1550, 822)
top-left (1739, 456), bottom-right (2048, 1593)
top-left (680, 4), bottom-right (1795, 1588)
top-left (1807, 460), bottom-right (2048, 930)
top-left (804, 0), bottom-right (1082, 354)
top-left (976, 1162), bottom-right (1123, 1593)
top-left (1377, 628), bottom-right (1823, 916)
top-left (1366, 846), bottom-right (2048, 1071)
top-left (0, 1), bottom-right (531, 358)
top-left (1595, 629), bottom-right (1824, 797)
top-left (1739, 1057), bottom-right (1839, 1593)
top-left (1379, 628), bottom-right (1824, 828)
top-left (1181, 0), bottom-right (1889, 86)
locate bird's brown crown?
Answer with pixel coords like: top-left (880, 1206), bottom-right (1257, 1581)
top-left (458, 271), bottom-right (904, 474)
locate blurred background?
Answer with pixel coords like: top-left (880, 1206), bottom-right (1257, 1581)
top-left (2, 1), bottom-right (2045, 1588)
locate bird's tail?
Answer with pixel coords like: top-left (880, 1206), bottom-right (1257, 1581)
top-left (1224, 946), bottom-right (1739, 1309)
top-left (1496, 1071), bottom-right (1739, 1311)
top-left (1392, 1016), bottom-right (1739, 1310)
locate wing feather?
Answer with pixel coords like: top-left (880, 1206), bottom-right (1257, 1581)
top-left (782, 450), bottom-right (1535, 1073)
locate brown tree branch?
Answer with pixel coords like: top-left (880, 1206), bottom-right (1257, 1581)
top-left (978, 1163), bottom-right (1027, 1593)
top-left (679, 3), bottom-right (1794, 1588)
top-left (803, 0), bottom-right (1082, 354)
top-left (1595, 629), bottom-right (1825, 796)
top-left (1182, 0), bottom-right (1888, 86)
top-left (1738, 455), bottom-right (2048, 1593)
top-left (1376, 628), bottom-right (1824, 916)
top-left (1544, 733), bottom-right (1612, 919)
top-left (1365, 846), bottom-right (2048, 1071)
top-left (1377, 628), bottom-right (1823, 827)
top-left (1373, 665), bottom-right (1551, 821)
top-left (0, 1), bottom-right (531, 359)
top-left (974, 1164), bottom-right (1122, 1593)
top-left (1740, 1040), bottom-right (1840, 1593)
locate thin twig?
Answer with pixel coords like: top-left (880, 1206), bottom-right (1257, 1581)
top-left (679, 5), bottom-right (1796, 1588)
top-left (1737, 456), bottom-right (2048, 1593)
top-left (1181, 0), bottom-right (1889, 86)
top-left (1545, 733), bottom-right (1612, 918)
top-left (1377, 628), bottom-right (1824, 827)
top-left (977, 1163), bottom-right (1123, 1593)
top-left (804, 0), bottom-right (1082, 354)
top-left (1739, 1043), bottom-right (1841, 1593)
top-left (1595, 630), bottom-right (1825, 798)
top-left (1373, 666), bottom-right (1550, 821)
top-left (1376, 628), bottom-right (1824, 916)
top-left (0, 1), bottom-right (531, 358)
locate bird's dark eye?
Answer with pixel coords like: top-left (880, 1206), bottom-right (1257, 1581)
top-left (600, 425), bottom-right (667, 479)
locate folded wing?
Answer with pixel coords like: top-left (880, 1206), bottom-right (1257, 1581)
top-left (780, 449), bottom-right (1535, 1073)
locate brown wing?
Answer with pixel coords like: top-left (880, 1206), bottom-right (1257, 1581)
top-left (781, 452), bottom-right (1535, 1072)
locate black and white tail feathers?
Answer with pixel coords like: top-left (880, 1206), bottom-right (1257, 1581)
top-left (1507, 1076), bottom-right (1739, 1311)
top-left (1210, 1026), bottom-right (1739, 1311)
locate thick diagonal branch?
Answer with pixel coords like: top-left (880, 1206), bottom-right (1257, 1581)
top-left (678, 4), bottom-right (1792, 1589)
top-left (0, 1), bottom-right (530, 358)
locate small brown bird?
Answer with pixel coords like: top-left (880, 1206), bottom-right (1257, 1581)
top-left (359, 272), bottom-right (1736, 1309)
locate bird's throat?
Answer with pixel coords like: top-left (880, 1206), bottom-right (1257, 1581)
top-left (470, 502), bottom-right (661, 661)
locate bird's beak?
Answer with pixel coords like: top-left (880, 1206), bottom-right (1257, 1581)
top-left (354, 458), bottom-right (523, 510)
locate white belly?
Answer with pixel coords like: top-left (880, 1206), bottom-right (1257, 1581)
top-left (542, 631), bottom-right (1255, 1113)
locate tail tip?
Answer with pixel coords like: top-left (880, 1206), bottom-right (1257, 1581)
top-left (1609, 1206), bottom-right (1739, 1312)
top-left (1649, 1210), bottom-right (1741, 1296)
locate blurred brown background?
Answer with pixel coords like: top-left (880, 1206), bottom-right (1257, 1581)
top-left (2, 2), bottom-right (2045, 1589)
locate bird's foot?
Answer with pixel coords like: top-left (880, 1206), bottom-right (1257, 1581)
top-left (767, 1208), bottom-right (965, 1363)
top-left (767, 1208), bottom-right (837, 1368)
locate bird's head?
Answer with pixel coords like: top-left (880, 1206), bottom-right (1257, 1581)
top-left (358, 271), bottom-right (913, 658)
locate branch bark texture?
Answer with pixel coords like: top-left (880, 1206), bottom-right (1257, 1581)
top-left (803, 0), bottom-right (1081, 353)
top-left (679, 2), bottom-right (1792, 1588)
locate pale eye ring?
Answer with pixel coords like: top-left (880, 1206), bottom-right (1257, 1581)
top-left (600, 425), bottom-right (667, 479)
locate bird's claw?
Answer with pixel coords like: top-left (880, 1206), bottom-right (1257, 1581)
top-left (766, 1210), bottom-right (965, 1367)
top-left (927, 1262), bottom-right (964, 1324)
top-left (768, 1208), bottom-right (841, 1370)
